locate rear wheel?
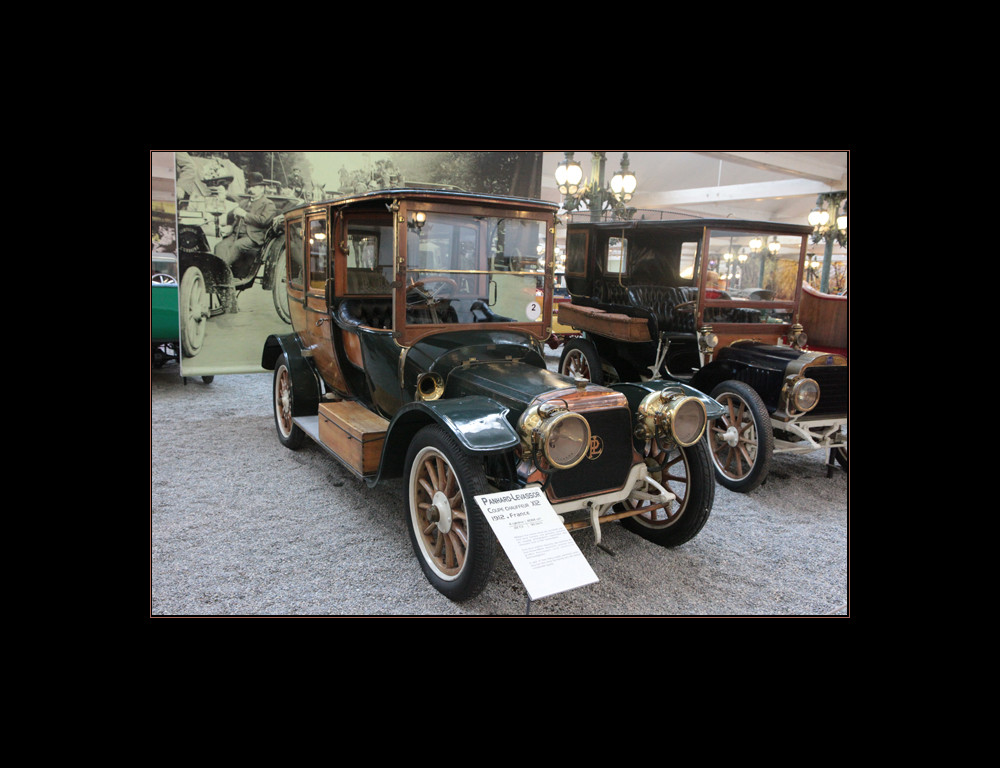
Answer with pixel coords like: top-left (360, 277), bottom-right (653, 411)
top-left (621, 438), bottom-right (714, 546)
top-left (559, 338), bottom-right (603, 384)
top-left (273, 354), bottom-right (305, 449)
top-left (405, 425), bottom-right (497, 601)
top-left (708, 380), bottom-right (773, 492)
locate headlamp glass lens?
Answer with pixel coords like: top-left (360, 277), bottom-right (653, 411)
top-left (544, 413), bottom-right (590, 469)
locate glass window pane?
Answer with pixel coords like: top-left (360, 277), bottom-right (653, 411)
top-left (606, 237), bottom-right (627, 275)
top-left (287, 219), bottom-right (304, 287)
top-left (405, 211), bottom-right (546, 326)
top-left (564, 230), bottom-right (587, 276)
top-left (345, 216), bottom-right (394, 294)
top-left (308, 218), bottom-right (327, 290)
top-left (679, 240), bottom-right (700, 281)
top-left (704, 229), bottom-right (808, 324)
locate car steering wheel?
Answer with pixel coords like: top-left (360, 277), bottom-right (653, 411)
top-left (674, 300), bottom-right (696, 314)
top-left (408, 277), bottom-right (458, 304)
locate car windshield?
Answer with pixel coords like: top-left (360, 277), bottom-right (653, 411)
top-left (404, 210), bottom-right (547, 329)
top-left (701, 229), bottom-right (807, 321)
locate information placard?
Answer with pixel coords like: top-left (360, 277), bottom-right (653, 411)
top-left (475, 487), bottom-right (598, 601)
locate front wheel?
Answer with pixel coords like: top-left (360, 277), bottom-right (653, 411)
top-left (559, 338), bottom-right (603, 384)
top-left (620, 437), bottom-right (714, 546)
top-left (708, 380), bottom-right (774, 492)
top-left (273, 354), bottom-right (305, 449)
top-left (179, 266), bottom-right (210, 357)
top-left (404, 425), bottom-right (497, 601)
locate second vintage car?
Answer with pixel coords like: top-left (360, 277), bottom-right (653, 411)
top-left (556, 217), bottom-right (848, 493)
top-left (261, 188), bottom-right (724, 601)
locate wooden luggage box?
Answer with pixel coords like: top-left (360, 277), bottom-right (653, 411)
top-left (557, 302), bottom-right (651, 342)
top-left (318, 400), bottom-right (388, 476)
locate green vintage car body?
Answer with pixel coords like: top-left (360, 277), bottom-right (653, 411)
top-left (151, 263), bottom-right (214, 382)
top-left (151, 258), bottom-right (183, 371)
top-left (262, 189), bottom-right (722, 601)
top-left (151, 279), bottom-right (179, 344)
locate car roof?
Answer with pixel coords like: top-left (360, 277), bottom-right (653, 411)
top-left (567, 218), bottom-right (814, 236)
top-left (284, 187), bottom-right (559, 216)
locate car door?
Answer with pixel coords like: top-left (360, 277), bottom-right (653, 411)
top-left (299, 211), bottom-right (348, 393)
top-left (338, 210), bottom-right (402, 416)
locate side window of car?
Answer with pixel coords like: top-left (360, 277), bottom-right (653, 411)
top-left (607, 236), bottom-right (628, 276)
top-left (345, 217), bottom-right (394, 295)
top-left (564, 230), bottom-right (587, 277)
top-left (308, 216), bottom-right (328, 292)
top-left (287, 218), bottom-right (305, 288)
top-left (680, 240), bottom-right (700, 284)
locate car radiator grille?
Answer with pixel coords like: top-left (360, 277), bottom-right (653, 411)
top-left (548, 408), bottom-right (635, 501)
top-left (809, 365), bottom-right (848, 416)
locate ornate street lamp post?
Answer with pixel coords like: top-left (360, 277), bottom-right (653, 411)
top-left (555, 151), bottom-right (637, 221)
top-left (808, 192), bottom-right (847, 294)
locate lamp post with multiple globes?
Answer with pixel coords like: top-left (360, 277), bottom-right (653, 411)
top-left (808, 192), bottom-right (847, 294)
top-left (554, 151), bottom-right (637, 221)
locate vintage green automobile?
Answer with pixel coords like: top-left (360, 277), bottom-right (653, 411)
top-left (262, 189), bottom-right (723, 601)
top-left (151, 269), bottom-right (179, 361)
top-left (151, 255), bottom-right (214, 383)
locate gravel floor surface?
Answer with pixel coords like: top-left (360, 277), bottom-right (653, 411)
top-left (150, 355), bottom-right (849, 617)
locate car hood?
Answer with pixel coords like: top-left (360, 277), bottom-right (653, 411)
top-left (405, 330), bottom-right (608, 415)
top-left (717, 341), bottom-right (847, 374)
top-left (446, 360), bottom-right (585, 414)
top-left (716, 341), bottom-right (805, 372)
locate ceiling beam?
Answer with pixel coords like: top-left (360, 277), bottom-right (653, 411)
top-left (695, 151), bottom-right (847, 186)
top-left (636, 177), bottom-right (837, 208)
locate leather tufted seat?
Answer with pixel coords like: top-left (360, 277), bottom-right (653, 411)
top-left (597, 281), bottom-right (630, 306)
top-left (626, 285), bottom-right (698, 335)
top-left (339, 299), bottom-right (393, 329)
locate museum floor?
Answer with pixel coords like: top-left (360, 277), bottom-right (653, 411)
top-left (150, 350), bottom-right (848, 617)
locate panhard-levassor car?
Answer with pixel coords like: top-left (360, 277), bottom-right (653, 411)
top-left (555, 217), bottom-right (848, 493)
top-left (261, 188), bottom-right (724, 601)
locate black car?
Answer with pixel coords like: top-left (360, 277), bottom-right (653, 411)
top-left (557, 218), bottom-right (847, 492)
top-left (261, 189), bottom-right (724, 600)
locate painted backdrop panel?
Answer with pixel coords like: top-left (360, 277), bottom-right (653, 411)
top-left (174, 151), bottom-right (543, 377)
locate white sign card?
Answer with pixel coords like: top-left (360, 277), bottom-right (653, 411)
top-left (475, 486), bottom-right (598, 601)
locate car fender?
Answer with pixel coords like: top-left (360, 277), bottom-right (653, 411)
top-left (690, 343), bottom-right (802, 412)
top-left (612, 379), bottom-right (726, 420)
top-left (180, 249), bottom-right (230, 291)
top-left (260, 333), bottom-right (320, 417)
top-left (373, 396), bottom-right (519, 483)
top-left (689, 359), bottom-right (753, 403)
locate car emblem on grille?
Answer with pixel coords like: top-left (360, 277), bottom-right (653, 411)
top-left (587, 435), bottom-right (604, 460)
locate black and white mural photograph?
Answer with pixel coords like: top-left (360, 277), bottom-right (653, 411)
top-left (172, 151), bottom-right (543, 377)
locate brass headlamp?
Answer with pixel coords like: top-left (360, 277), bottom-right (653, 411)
top-left (518, 400), bottom-right (591, 470)
top-left (699, 325), bottom-right (719, 357)
top-left (789, 323), bottom-right (808, 350)
top-left (635, 389), bottom-right (707, 447)
top-left (782, 375), bottom-right (820, 414)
